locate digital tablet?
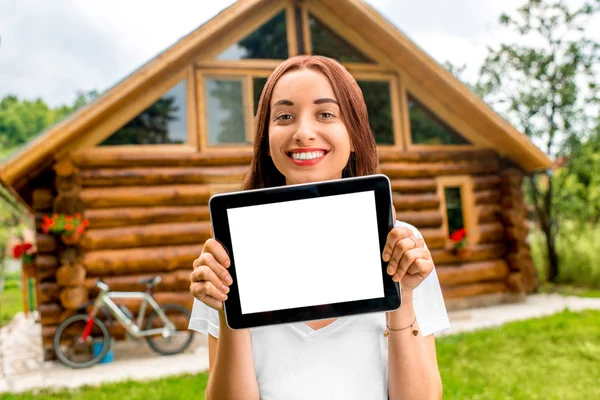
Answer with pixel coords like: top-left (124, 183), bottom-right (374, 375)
top-left (208, 174), bottom-right (401, 329)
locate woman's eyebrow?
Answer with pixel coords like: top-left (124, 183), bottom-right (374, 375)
top-left (314, 98), bottom-right (339, 105)
top-left (273, 99), bottom-right (294, 106)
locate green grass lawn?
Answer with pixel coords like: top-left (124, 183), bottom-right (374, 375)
top-left (0, 272), bottom-right (23, 327)
top-left (3, 309), bottom-right (599, 400)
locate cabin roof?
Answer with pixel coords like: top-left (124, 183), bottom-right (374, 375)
top-left (0, 0), bottom-right (552, 192)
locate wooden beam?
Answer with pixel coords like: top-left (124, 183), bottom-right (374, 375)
top-left (441, 282), bottom-right (508, 299)
top-left (393, 192), bottom-right (439, 210)
top-left (436, 259), bottom-right (510, 287)
top-left (78, 166), bottom-right (247, 187)
top-left (70, 148), bottom-right (253, 168)
top-left (85, 205), bottom-right (210, 228)
top-left (80, 184), bottom-right (239, 209)
top-left (396, 210), bottom-right (442, 228)
top-left (381, 160), bottom-right (499, 178)
top-left (81, 221), bottom-right (212, 251)
top-left (83, 244), bottom-right (202, 276)
top-left (479, 222), bottom-right (505, 244)
top-left (390, 178), bottom-right (436, 193)
top-left (377, 148), bottom-right (499, 163)
top-left (84, 269), bottom-right (190, 293)
top-left (431, 243), bottom-right (506, 265)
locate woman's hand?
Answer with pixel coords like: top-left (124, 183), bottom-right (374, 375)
top-left (190, 238), bottom-right (233, 311)
top-left (382, 226), bottom-right (434, 293)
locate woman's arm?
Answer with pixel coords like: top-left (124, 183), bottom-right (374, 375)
top-left (387, 290), bottom-right (442, 400)
top-left (205, 311), bottom-right (260, 400)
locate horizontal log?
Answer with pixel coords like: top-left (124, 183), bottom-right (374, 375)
top-left (59, 287), bottom-right (88, 310)
top-left (38, 282), bottom-right (60, 303)
top-left (378, 148), bottom-right (499, 163)
top-left (396, 210), bottom-right (442, 228)
top-left (390, 178), bottom-right (436, 193)
top-left (437, 259), bottom-right (510, 287)
top-left (85, 206), bottom-right (210, 228)
top-left (85, 269), bottom-right (190, 293)
top-left (79, 166), bottom-right (248, 187)
top-left (381, 160), bottom-right (498, 178)
top-left (71, 149), bottom-right (254, 168)
top-left (431, 243), bottom-right (506, 265)
top-left (83, 244), bottom-right (202, 276)
top-left (475, 190), bottom-right (501, 205)
top-left (473, 175), bottom-right (501, 191)
top-left (479, 222), bottom-right (504, 243)
top-left (35, 255), bottom-right (58, 270)
top-left (506, 272), bottom-right (526, 292)
top-left (393, 193), bottom-right (439, 210)
top-left (36, 234), bottom-right (57, 253)
top-left (444, 292), bottom-right (526, 312)
top-left (37, 268), bottom-right (58, 282)
top-left (442, 282), bottom-right (508, 299)
top-left (476, 205), bottom-right (502, 224)
top-left (81, 221), bottom-right (211, 251)
top-left (500, 209), bottom-right (526, 226)
top-left (39, 303), bottom-right (62, 325)
top-left (80, 184), bottom-right (240, 208)
top-left (32, 188), bottom-right (54, 211)
top-left (420, 228), bottom-right (446, 249)
top-left (56, 264), bottom-right (86, 287)
top-left (54, 160), bottom-right (77, 177)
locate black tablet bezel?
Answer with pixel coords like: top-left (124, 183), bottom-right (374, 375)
top-left (208, 174), bottom-right (401, 329)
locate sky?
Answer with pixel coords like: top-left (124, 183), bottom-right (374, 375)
top-left (0, 0), bottom-right (598, 107)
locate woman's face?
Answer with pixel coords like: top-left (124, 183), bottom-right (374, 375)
top-left (268, 69), bottom-right (353, 186)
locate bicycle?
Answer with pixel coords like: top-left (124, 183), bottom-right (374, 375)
top-left (53, 276), bottom-right (195, 368)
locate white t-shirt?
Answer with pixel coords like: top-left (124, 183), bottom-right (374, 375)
top-left (189, 221), bottom-right (450, 400)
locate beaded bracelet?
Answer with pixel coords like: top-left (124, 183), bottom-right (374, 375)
top-left (384, 316), bottom-right (419, 337)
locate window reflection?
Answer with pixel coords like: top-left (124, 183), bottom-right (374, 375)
top-left (100, 80), bottom-right (187, 145)
top-left (205, 78), bottom-right (249, 145)
top-left (309, 13), bottom-right (373, 63)
top-left (408, 96), bottom-right (470, 145)
top-left (357, 80), bottom-right (394, 145)
top-left (217, 11), bottom-right (288, 60)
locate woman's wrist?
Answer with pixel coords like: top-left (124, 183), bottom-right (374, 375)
top-left (386, 289), bottom-right (416, 327)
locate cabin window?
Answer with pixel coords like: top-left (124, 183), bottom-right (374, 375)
top-left (308, 13), bottom-right (373, 63)
top-left (357, 80), bottom-right (394, 145)
top-left (253, 77), bottom-right (268, 116)
top-left (205, 77), bottom-right (250, 145)
top-left (217, 11), bottom-right (288, 61)
top-left (444, 187), bottom-right (465, 237)
top-left (408, 95), bottom-right (470, 146)
top-left (100, 80), bottom-right (188, 146)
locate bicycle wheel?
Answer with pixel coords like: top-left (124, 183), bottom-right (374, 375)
top-left (54, 313), bottom-right (112, 369)
top-left (145, 304), bottom-right (194, 355)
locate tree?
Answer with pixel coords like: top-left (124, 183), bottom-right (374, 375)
top-left (476, 0), bottom-right (600, 282)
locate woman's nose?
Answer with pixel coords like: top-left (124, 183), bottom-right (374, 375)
top-left (293, 117), bottom-right (317, 143)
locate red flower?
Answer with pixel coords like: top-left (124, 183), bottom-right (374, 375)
top-left (65, 215), bottom-right (73, 222)
top-left (82, 219), bottom-right (89, 227)
top-left (22, 243), bottom-right (33, 252)
top-left (65, 223), bottom-right (73, 231)
top-left (12, 244), bottom-right (24, 259)
top-left (76, 225), bottom-right (85, 235)
top-left (450, 228), bottom-right (466, 242)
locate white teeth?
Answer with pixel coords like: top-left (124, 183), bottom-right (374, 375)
top-left (291, 151), bottom-right (325, 160)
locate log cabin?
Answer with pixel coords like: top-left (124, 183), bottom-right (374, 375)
top-left (0, 0), bottom-right (551, 359)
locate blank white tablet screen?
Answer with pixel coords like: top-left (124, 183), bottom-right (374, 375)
top-left (227, 191), bottom-right (384, 315)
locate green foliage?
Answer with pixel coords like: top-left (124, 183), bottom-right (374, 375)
top-left (0, 91), bottom-right (97, 156)
top-left (529, 222), bottom-right (600, 287)
top-left (0, 271), bottom-right (22, 327)
top-left (476, 0), bottom-right (600, 281)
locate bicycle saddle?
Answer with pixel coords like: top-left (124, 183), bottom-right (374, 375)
top-left (139, 276), bottom-right (162, 287)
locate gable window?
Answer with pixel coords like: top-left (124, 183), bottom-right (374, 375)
top-left (408, 95), bottom-right (470, 146)
top-left (357, 80), bottom-right (394, 145)
top-left (201, 72), bottom-right (270, 148)
top-left (217, 11), bottom-right (288, 61)
top-left (100, 80), bottom-right (187, 146)
top-left (444, 187), bottom-right (465, 236)
top-left (308, 13), bottom-right (373, 63)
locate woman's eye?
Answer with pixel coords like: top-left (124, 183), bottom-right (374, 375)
top-left (275, 114), bottom-right (293, 121)
top-left (319, 112), bottom-right (334, 119)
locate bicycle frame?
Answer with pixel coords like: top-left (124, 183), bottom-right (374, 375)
top-left (86, 284), bottom-right (176, 339)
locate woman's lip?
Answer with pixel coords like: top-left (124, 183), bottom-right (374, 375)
top-left (287, 151), bottom-right (327, 166)
top-left (287, 148), bottom-right (329, 154)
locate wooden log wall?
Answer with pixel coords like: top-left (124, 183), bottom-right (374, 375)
top-left (499, 168), bottom-right (538, 292)
top-left (378, 148), bottom-right (513, 305)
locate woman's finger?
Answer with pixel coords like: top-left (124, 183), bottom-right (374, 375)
top-left (190, 265), bottom-right (230, 295)
top-left (198, 251), bottom-right (233, 286)
top-left (386, 235), bottom-right (424, 277)
top-left (392, 247), bottom-right (430, 282)
top-left (191, 281), bottom-right (227, 303)
top-left (382, 227), bottom-right (412, 262)
top-left (406, 258), bottom-right (433, 277)
top-left (203, 238), bottom-right (231, 268)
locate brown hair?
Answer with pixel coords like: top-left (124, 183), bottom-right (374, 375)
top-left (243, 55), bottom-right (378, 190)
